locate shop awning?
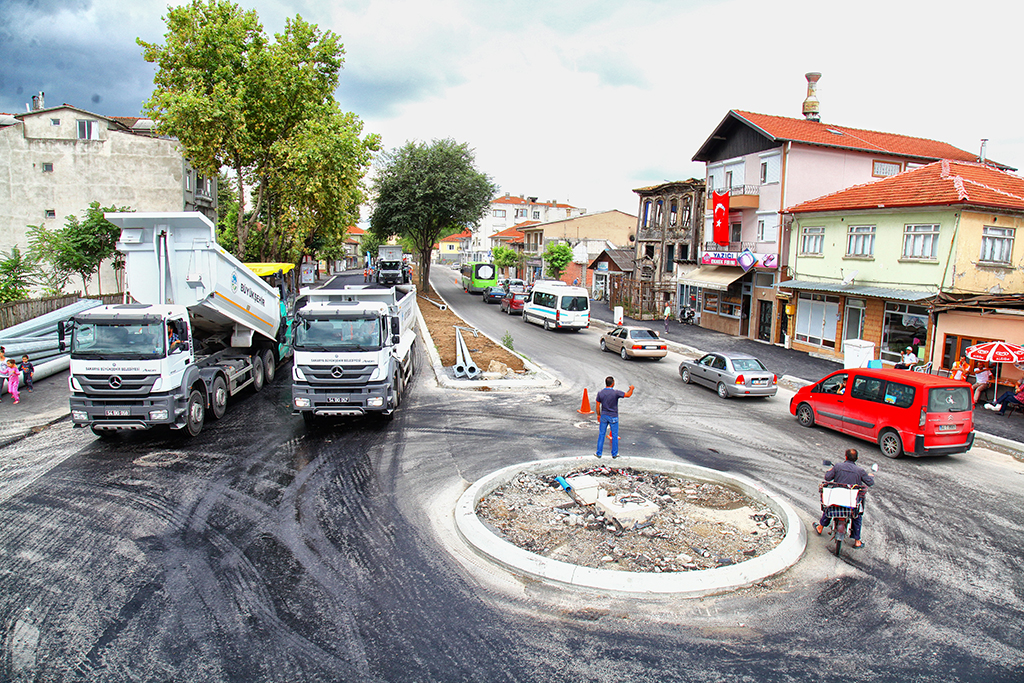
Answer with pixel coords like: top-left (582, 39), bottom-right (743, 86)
top-left (243, 262), bottom-right (296, 277)
top-left (778, 279), bottom-right (934, 302)
top-left (679, 266), bottom-right (746, 291)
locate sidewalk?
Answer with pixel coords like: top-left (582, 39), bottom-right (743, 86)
top-left (589, 301), bottom-right (1024, 449)
top-left (0, 370), bottom-right (72, 448)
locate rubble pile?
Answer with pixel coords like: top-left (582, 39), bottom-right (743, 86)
top-left (476, 467), bottom-right (785, 573)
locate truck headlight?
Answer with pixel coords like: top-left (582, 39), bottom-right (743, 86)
top-left (292, 365), bottom-right (306, 381)
top-left (69, 377), bottom-right (82, 392)
top-left (71, 410), bottom-right (88, 422)
top-left (294, 397), bottom-right (311, 408)
top-left (149, 409), bottom-right (168, 421)
top-left (368, 397), bottom-right (384, 407)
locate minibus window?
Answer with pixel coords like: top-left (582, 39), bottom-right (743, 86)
top-left (560, 295), bottom-right (589, 311)
top-left (882, 381), bottom-right (916, 408)
top-left (928, 386), bottom-right (972, 413)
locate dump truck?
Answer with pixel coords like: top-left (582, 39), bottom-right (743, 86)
top-left (61, 212), bottom-right (292, 438)
top-left (291, 284), bottom-right (417, 425)
top-left (376, 245), bottom-right (407, 285)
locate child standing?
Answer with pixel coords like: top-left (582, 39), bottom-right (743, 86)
top-left (19, 355), bottom-right (34, 392)
top-left (1, 359), bottom-right (20, 404)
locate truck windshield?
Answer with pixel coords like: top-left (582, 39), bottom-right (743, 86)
top-left (70, 321), bottom-right (167, 360)
top-left (296, 316), bottom-right (382, 351)
top-left (379, 261), bottom-right (402, 270)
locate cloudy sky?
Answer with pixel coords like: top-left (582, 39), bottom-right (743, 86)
top-left (2, 0), bottom-right (1022, 216)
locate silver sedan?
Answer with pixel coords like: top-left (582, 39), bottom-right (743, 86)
top-left (599, 326), bottom-right (667, 360)
top-left (679, 351), bottom-right (777, 399)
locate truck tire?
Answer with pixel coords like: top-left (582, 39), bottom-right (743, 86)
top-left (210, 375), bottom-right (228, 419)
top-left (186, 388), bottom-right (205, 436)
top-left (91, 427), bottom-right (117, 440)
top-left (262, 349), bottom-right (276, 383)
top-left (302, 412), bottom-right (318, 428)
top-left (251, 353), bottom-right (265, 392)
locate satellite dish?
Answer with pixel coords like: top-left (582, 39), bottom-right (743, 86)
top-left (841, 270), bottom-right (859, 286)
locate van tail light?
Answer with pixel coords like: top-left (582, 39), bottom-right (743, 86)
top-left (556, 310), bottom-right (560, 321)
top-left (735, 374), bottom-right (745, 385)
top-left (920, 407), bottom-right (927, 428)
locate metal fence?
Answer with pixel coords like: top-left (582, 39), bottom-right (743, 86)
top-left (0, 293), bottom-right (124, 330)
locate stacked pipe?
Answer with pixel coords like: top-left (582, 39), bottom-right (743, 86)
top-left (0, 299), bottom-right (106, 382)
top-left (453, 329), bottom-right (480, 379)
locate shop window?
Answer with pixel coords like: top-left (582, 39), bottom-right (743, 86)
top-left (703, 292), bottom-right (719, 313)
top-left (942, 334), bottom-right (995, 370)
top-left (794, 292), bottom-right (840, 348)
top-left (881, 302), bottom-right (928, 363)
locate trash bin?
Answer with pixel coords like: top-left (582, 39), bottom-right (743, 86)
top-left (614, 306), bottom-right (623, 326)
top-left (844, 339), bottom-right (875, 369)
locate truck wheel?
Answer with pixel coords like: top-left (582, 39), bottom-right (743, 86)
top-left (251, 353), bottom-right (265, 392)
top-left (262, 349), bottom-right (276, 383)
top-left (91, 427), bottom-right (117, 440)
top-left (186, 389), bottom-right (205, 437)
top-left (302, 412), bottom-right (318, 428)
top-left (210, 375), bottom-right (228, 419)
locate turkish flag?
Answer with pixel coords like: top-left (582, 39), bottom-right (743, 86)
top-left (712, 190), bottom-right (730, 245)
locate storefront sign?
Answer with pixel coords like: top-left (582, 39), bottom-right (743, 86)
top-left (701, 250), bottom-right (778, 270)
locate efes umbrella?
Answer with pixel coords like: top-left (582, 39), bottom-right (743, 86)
top-left (965, 341), bottom-right (1024, 398)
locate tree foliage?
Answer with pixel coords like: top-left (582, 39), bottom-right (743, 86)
top-left (542, 242), bottom-right (574, 279)
top-left (370, 139), bottom-right (497, 292)
top-left (492, 245), bottom-right (522, 274)
top-left (28, 202), bottom-right (130, 295)
top-left (140, 0), bottom-right (378, 263)
top-left (0, 247), bottom-right (34, 303)
top-left (359, 231), bottom-right (384, 259)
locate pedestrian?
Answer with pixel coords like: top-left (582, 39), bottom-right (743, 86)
top-left (972, 364), bottom-right (994, 404)
top-left (663, 301), bottom-right (671, 335)
top-left (595, 376), bottom-right (634, 459)
top-left (949, 355), bottom-right (971, 382)
top-left (1, 359), bottom-right (20, 404)
top-left (984, 378), bottom-right (1024, 415)
top-left (893, 346), bottom-right (918, 370)
top-left (18, 355), bottom-right (34, 392)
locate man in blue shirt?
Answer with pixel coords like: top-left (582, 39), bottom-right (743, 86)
top-left (815, 448), bottom-right (875, 547)
top-left (595, 376), bottom-right (634, 459)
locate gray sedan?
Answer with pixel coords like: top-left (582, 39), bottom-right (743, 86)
top-left (679, 351), bottom-right (777, 399)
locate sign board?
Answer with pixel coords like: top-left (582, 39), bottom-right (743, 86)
top-left (701, 250), bottom-right (778, 270)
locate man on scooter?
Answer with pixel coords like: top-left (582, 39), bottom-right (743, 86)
top-left (815, 448), bottom-right (875, 547)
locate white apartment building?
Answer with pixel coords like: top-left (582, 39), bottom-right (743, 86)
top-left (470, 193), bottom-right (585, 261)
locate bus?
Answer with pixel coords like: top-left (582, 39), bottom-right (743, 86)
top-left (460, 262), bottom-right (497, 294)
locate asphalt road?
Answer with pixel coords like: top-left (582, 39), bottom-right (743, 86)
top-left (0, 269), bottom-right (1020, 681)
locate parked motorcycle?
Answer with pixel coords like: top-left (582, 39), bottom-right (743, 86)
top-left (680, 307), bottom-right (696, 325)
top-left (818, 459), bottom-right (878, 556)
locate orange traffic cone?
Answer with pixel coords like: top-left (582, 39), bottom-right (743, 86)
top-left (577, 388), bottom-right (593, 414)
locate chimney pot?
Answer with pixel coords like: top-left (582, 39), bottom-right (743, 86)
top-left (802, 73), bottom-right (821, 122)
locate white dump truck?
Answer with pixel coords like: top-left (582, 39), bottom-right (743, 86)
top-left (61, 212), bottom-right (292, 438)
top-left (291, 284), bottom-right (416, 425)
top-left (376, 245), bottom-right (407, 285)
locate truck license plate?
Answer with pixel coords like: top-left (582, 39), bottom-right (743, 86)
top-left (105, 409), bottom-right (130, 417)
top-left (326, 397), bottom-right (347, 403)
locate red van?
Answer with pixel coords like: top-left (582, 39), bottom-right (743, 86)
top-left (789, 368), bottom-right (974, 458)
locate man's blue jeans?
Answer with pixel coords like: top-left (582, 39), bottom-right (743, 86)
top-left (596, 415), bottom-right (619, 457)
top-left (818, 510), bottom-right (863, 541)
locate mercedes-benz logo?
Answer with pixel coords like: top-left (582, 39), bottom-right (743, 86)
top-left (109, 375), bottom-right (123, 389)
top-left (330, 366), bottom-right (344, 379)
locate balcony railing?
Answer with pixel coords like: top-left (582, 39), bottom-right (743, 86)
top-left (704, 241), bottom-right (757, 252)
top-left (706, 185), bottom-right (760, 210)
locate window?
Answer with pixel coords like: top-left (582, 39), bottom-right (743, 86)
top-left (703, 292), bottom-right (719, 313)
top-left (725, 171), bottom-right (733, 190)
top-left (881, 302), bottom-right (928, 362)
top-left (681, 198), bottom-right (691, 226)
top-left (532, 211), bottom-right (540, 220)
top-left (655, 200), bottom-right (663, 226)
top-left (50, 118), bottom-right (60, 126)
top-left (846, 225), bottom-right (875, 257)
top-left (515, 208), bottom-right (527, 218)
top-left (760, 161), bottom-right (768, 184)
top-left (730, 222), bottom-right (742, 243)
top-left (644, 245), bottom-right (655, 259)
top-left (754, 272), bottom-right (775, 288)
top-left (42, 162), bottom-right (53, 173)
top-left (45, 209), bottom-right (56, 219)
top-left (707, 175), bottom-right (714, 191)
top-left (643, 200), bottom-right (652, 227)
top-left (903, 224), bottom-right (939, 259)
top-left (493, 209), bottom-right (505, 218)
top-left (980, 226), bottom-right (1014, 265)
top-left (942, 334), bottom-right (995, 369)
top-left (77, 120), bottom-right (97, 140)
top-left (758, 153), bottom-right (780, 183)
top-left (664, 244), bottom-right (674, 272)
top-left (678, 243), bottom-right (690, 261)
top-left (801, 226), bottom-right (824, 254)
top-left (873, 160), bottom-right (902, 177)
top-left (795, 292), bottom-right (840, 348)
top-left (719, 301), bottom-right (741, 318)
top-left (669, 200), bottom-right (678, 226)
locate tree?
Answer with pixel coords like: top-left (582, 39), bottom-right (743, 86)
top-left (542, 242), bottom-right (573, 280)
top-left (370, 139), bottom-right (497, 292)
top-left (492, 245), bottom-right (523, 277)
top-left (28, 202), bottom-right (131, 295)
top-left (140, 2), bottom-right (374, 261)
top-left (360, 232), bottom-right (384, 261)
top-left (0, 246), bottom-right (34, 303)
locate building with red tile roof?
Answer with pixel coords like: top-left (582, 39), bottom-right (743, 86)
top-left (472, 193), bottom-right (585, 260)
top-left (781, 159), bottom-right (1024, 371)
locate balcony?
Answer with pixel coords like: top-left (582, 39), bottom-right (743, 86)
top-left (706, 185), bottom-right (760, 210)
top-left (704, 241), bottom-right (757, 253)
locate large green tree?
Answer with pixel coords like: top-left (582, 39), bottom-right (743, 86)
top-left (370, 139), bottom-right (497, 292)
top-left (27, 202), bottom-right (130, 295)
top-left (542, 242), bottom-right (573, 280)
top-left (492, 244), bottom-right (523, 277)
top-left (139, 1), bottom-right (375, 262)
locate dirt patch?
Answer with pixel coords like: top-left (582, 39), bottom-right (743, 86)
top-left (476, 467), bottom-right (785, 573)
top-left (417, 292), bottom-right (525, 373)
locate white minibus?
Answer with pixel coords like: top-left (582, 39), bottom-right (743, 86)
top-left (522, 281), bottom-right (590, 331)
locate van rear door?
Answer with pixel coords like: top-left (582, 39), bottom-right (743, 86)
top-left (923, 385), bottom-right (974, 446)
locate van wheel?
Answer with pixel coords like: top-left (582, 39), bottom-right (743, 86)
top-left (544, 320), bottom-right (552, 331)
top-left (186, 389), bottom-right (205, 437)
top-left (879, 429), bottom-right (903, 459)
top-left (210, 375), bottom-right (228, 419)
top-left (796, 403), bottom-right (815, 427)
top-left (251, 354), bottom-right (265, 392)
top-left (262, 349), bottom-right (276, 383)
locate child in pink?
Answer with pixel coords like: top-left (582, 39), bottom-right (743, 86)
top-left (1, 359), bottom-right (19, 404)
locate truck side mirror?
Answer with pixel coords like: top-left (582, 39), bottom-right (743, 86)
top-left (391, 317), bottom-right (400, 334)
top-left (58, 320), bottom-right (66, 352)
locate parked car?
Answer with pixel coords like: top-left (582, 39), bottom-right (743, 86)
top-left (482, 286), bottom-right (506, 304)
top-left (789, 367), bottom-right (975, 458)
top-left (679, 352), bottom-right (777, 398)
top-left (500, 291), bottom-right (528, 315)
top-left (599, 326), bottom-right (667, 360)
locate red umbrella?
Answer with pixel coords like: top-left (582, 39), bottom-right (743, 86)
top-left (965, 341), bottom-right (1024, 400)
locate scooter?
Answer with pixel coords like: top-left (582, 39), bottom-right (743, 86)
top-left (680, 307), bottom-right (696, 325)
top-left (818, 460), bottom-right (878, 556)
